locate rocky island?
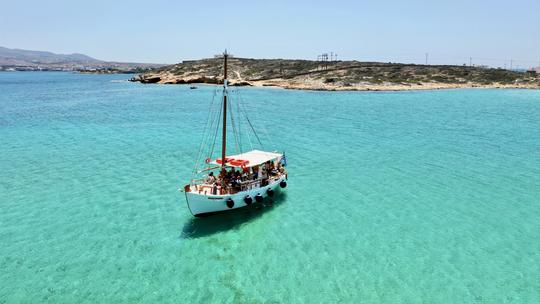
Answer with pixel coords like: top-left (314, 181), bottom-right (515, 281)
top-left (130, 57), bottom-right (540, 91)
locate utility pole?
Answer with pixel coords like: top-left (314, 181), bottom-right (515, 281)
top-left (425, 53), bottom-right (429, 65)
top-left (469, 57), bottom-right (472, 67)
top-left (330, 52), bottom-right (333, 62)
top-left (510, 59), bottom-right (513, 71)
top-left (335, 54), bottom-right (338, 62)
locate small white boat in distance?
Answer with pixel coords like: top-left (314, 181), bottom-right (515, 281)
top-left (182, 51), bottom-right (288, 217)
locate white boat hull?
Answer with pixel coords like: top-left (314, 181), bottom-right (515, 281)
top-left (185, 176), bottom-right (287, 216)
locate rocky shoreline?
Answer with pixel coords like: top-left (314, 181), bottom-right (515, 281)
top-left (129, 58), bottom-right (540, 91)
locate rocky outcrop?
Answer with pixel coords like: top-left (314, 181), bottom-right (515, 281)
top-left (130, 74), bottom-right (223, 85)
top-left (129, 57), bottom-right (540, 91)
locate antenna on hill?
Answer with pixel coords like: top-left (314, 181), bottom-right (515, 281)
top-left (317, 52), bottom-right (338, 69)
top-left (317, 53), bottom-right (329, 70)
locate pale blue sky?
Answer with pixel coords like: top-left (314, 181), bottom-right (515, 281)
top-left (1, 0), bottom-right (539, 67)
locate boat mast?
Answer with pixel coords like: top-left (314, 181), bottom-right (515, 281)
top-left (221, 50), bottom-right (228, 170)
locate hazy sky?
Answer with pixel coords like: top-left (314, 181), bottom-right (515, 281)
top-left (1, 0), bottom-right (539, 67)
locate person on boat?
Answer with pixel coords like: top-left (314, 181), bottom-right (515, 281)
top-left (232, 174), bottom-right (242, 192)
top-left (242, 170), bottom-right (249, 184)
top-left (252, 165), bottom-right (259, 180)
top-left (235, 170), bottom-right (243, 190)
top-left (271, 162), bottom-right (279, 176)
top-left (219, 170), bottom-right (228, 192)
top-left (205, 172), bottom-right (216, 184)
top-left (260, 165), bottom-right (268, 186)
top-left (215, 170), bottom-right (225, 194)
top-left (238, 171), bottom-right (244, 182)
top-left (278, 162), bottom-right (286, 175)
top-left (212, 182), bottom-right (218, 195)
top-left (265, 161), bottom-right (275, 177)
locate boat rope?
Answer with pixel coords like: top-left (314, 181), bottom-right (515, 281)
top-left (191, 82), bottom-right (279, 182)
top-left (228, 95), bottom-right (241, 155)
top-left (236, 88), bottom-right (263, 148)
top-left (232, 88), bottom-right (252, 152)
top-left (208, 96), bottom-right (223, 162)
top-left (235, 91), bottom-right (243, 153)
top-left (206, 89), bottom-right (222, 156)
top-left (192, 88), bottom-right (218, 180)
top-left (238, 92), bottom-right (254, 152)
top-left (241, 89), bottom-right (276, 150)
top-left (257, 113), bottom-right (276, 151)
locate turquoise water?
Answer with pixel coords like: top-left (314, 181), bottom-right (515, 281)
top-left (1, 72), bottom-right (539, 303)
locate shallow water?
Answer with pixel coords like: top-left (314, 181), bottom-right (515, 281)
top-left (1, 72), bottom-right (539, 303)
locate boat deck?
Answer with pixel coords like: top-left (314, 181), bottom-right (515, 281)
top-left (189, 174), bottom-right (284, 196)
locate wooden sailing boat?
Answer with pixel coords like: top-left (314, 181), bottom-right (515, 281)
top-left (183, 51), bottom-right (288, 217)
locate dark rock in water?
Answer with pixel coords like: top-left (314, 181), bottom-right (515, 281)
top-left (129, 75), bottom-right (161, 83)
top-left (140, 76), bottom-right (161, 83)
top-left (231, 81), bottom-right (252, 86)
top-left (192, 76), bottom-right (220, 84)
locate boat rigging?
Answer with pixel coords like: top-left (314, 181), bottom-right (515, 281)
top-left (182, 50), bottom-right (288, 217)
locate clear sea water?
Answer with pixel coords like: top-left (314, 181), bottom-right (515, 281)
top-left (1, 72), bottom-right (539, 303)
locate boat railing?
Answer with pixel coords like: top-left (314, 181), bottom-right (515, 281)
top-left (190, 173), bottom-right (284, 195)
top-left (238, 175), bottom-right (281, 191)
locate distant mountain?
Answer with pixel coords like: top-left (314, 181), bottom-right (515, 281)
top-left (0, 46), bottom-right (100, 65)
top-left (0, 46), bottom-right (164, 72)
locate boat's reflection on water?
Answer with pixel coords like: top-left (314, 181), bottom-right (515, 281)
top-left (181, 192), bottom-right (288, 239)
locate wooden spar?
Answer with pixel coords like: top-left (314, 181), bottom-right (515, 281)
top-left (221, 51), bottom-right (228, 169)
top-left (197, 166), bottom-right (221, 174)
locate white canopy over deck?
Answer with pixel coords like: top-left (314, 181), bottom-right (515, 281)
top-left (211, 150), bottom-right (283, 168)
